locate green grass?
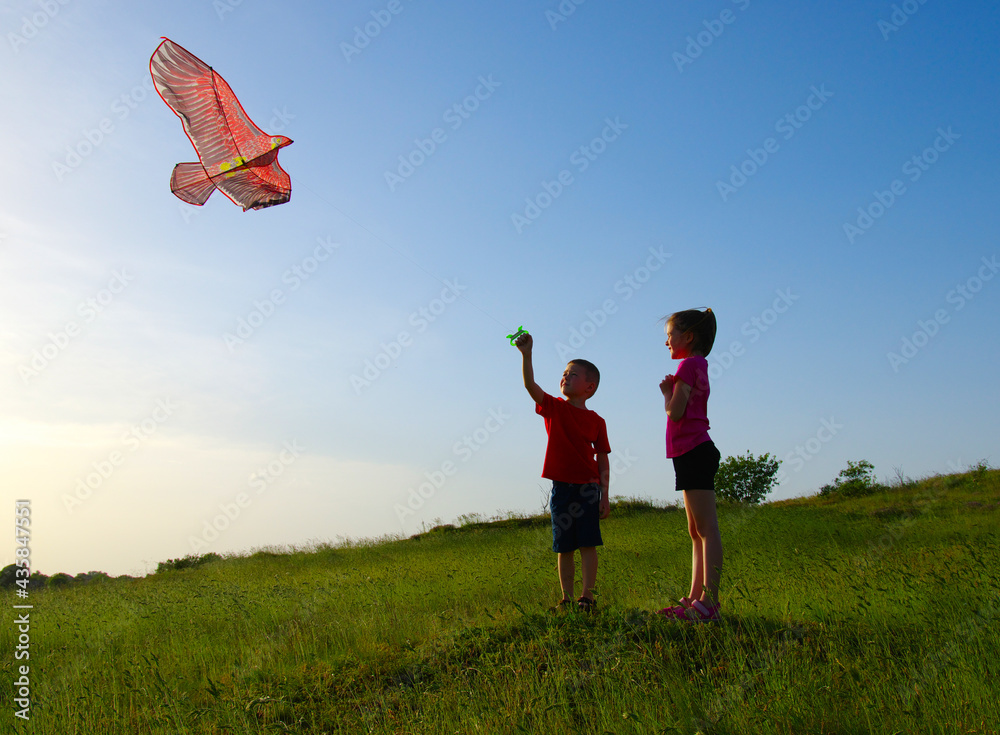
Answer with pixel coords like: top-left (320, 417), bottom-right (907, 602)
top-left (3, 469), bottom-right (999, 734)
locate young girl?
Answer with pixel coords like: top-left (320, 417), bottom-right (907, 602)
top-left (658, 308), bottom-right (723, 622)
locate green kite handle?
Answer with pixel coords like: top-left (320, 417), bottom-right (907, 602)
top-left (506, 326), bottom-right (528, 345)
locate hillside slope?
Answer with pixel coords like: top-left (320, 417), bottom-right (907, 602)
top-left (3, 469), bottom-right (998, 734)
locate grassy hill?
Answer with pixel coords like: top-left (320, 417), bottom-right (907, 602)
top-left (3, 468), bottom-right (999, 734)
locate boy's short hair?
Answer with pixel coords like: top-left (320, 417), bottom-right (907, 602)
top-left (665, 308), bottom-right (717, 356)
top-left (569, 359), bottom-right (600, 392)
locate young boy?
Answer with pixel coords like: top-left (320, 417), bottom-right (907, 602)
top-left (515, 332), bottom-right (610, 611)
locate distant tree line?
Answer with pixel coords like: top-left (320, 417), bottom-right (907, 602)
top-left (0, 567), bottom-right (121, 590)
top-left (0, 552), bottom-right (225, 590)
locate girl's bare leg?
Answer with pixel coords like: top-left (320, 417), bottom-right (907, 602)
top-left (683, 489), bottom-right (723, 605)
top-left (684, 499), bottom-right (704, 602)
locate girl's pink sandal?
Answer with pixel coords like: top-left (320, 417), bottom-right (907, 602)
top-left (657, 597), bottom-right (696, 618)
top-left (657, 604), bottom-right (686, 618)
top-left (683, 600), bottom-right (721, 622)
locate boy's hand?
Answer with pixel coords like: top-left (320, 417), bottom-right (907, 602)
top-left (599, 494), bottom-right (610, 519)
top-left (515, 332), bottom-right (533, 353)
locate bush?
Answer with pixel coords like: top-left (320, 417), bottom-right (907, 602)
top-left (715, 451), bottom-right (782, 504)
top-left (970, 459), bottom-right (992, 482)
top-left (155, 553), bottom-right (222, 574)
top-left (74, 571), bottom-right (110, 584)
top-left (48, 573), bottom-right (74, 588)
top-left (819, 460), bottom-right (881, 498)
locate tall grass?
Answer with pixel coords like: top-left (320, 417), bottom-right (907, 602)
top-left (3, 469), bottom-right (998, 734)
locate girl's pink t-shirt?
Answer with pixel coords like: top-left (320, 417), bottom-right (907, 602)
top-left (666, 355), bottom-right (711, 458)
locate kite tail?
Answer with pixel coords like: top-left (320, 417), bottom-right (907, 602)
top-left (171, 162), bottom-right (217, 206)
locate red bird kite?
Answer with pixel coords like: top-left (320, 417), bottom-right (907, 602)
top-left (150, 38), bottom-right (292, 211)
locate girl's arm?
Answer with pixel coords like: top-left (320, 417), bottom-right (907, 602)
top-left (659, 374), bottom-right (674, 413)
top-left (664, 378), bottom-right (692, 421)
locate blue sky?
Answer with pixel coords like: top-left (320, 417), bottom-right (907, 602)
top-left (1, 0), bottom-right (997, 577)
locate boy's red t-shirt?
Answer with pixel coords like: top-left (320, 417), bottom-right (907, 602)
top-left (535, 393), bottom-right (611, 484)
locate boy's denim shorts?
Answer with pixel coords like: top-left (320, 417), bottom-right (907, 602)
top-left (672, 440), bottom-right (721, 492)
top-left (549, 481), bottom-right (602, 553)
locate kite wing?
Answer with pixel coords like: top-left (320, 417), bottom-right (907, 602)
top-left (150, 38), bottom-right (292, 211)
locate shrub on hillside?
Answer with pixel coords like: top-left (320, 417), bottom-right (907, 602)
top-left (74, 571), bottom-right (110, 584)
top-left (970, 459), bottom-right (993, 482)
top-left (48, 573), bottom-right (74, 588)
top-left (819, 459), bottom-right (882, 498)
top-left (715, 451), bottom-right (782, 504)
top-left (156, 553), bottom-right (222, 574)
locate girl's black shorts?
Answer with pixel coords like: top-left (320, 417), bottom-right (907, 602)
top-left (672, 440), bottom-right (721, 492)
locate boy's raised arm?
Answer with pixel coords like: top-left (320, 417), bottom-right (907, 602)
top-left (515, 333), bottom-right (546, 405)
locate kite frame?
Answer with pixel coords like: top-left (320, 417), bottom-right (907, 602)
top-left (149, 37), bottom-right (292, 211)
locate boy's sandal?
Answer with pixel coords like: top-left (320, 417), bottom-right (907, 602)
top-left (557, 598), bottom-right (574, 610)
top-left (577, 596), bottom-right (597, 612)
